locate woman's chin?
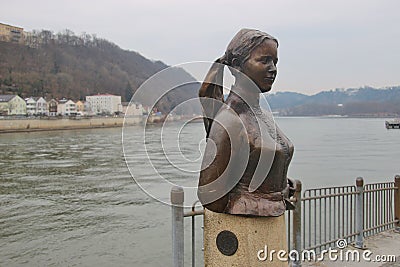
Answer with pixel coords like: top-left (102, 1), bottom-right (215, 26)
top-left (260, 85), bottom-right (273, 93)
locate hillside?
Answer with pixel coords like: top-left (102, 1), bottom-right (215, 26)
top-left (263, 86), bottom-right (400, 116)
top-left (0, 30), bottom-right (201, 114)
top-left (1, 30), bottom-right (398, 117)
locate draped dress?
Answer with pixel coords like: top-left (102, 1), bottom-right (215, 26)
top-left (198, 92), bottom-right (294, 217)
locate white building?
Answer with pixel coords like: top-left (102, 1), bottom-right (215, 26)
top-left (25, 97), bottom-right (48, 116)
top-left (84, 101), bottom-right (94, 116)
top-left (35, 97), bottom-right (48, 115)
top-left (122, 102), bottom-right (144, 117)
top-left (25, 97), bottom-right (37, 115)
top-left (86, 94), bottom-right (122, 115)
top-left (57, 99), bottom-right (77, 116)
top-left (0, 95), bottom-right (26, 115)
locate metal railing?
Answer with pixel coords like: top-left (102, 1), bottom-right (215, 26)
top-left (363, 182), bottom-right (398, 237)
top-left (171, 175), bottom-right (400, 267)
top-left (302, 184), bottom-right (358, 252)
top-left (184, 201), bottom-right (204, 267)
top-left (289, 175), bottom-right (400, 267)
top-left (171, 187), bottom-right (204, 267)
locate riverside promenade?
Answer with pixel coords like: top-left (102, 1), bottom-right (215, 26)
top-left (302, 230), bottom-right (400, 267)
top-left (171, 176), bottom-right (400, 267)
top-left (0, 116), bottom-right (143, 133)
top-left (304, 229), bottom-right (400, 266)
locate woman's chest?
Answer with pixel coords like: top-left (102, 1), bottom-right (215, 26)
top-left (241, 113), bottom-right (294, 159)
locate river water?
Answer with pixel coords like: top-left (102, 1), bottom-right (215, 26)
top-left (0, 117), bottom-right (399, 266)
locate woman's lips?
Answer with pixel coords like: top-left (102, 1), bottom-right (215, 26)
top-left (264, 77), bottom-right (275, 83)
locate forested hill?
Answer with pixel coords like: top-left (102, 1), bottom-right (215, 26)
top-left (0, 30), bottom-right (201, 114)
top-left (263, 86), bottom-right (400, 116)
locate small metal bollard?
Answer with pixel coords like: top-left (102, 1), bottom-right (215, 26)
top-left (354, 177), bottom-right (365, 249)
top-left (292, 180), bottom-right (302, 267)
top-left (171, 186), bottom-right (184, 267)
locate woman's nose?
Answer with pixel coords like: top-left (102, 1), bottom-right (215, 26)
top-left (268, 64), bottom-right (277, 75)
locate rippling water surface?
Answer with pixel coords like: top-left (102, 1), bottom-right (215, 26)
top-left (0, 118), bottom-right (399, 266)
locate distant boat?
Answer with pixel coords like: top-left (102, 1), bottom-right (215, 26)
top-left (146, 113), bottom-right (164, 124)
top-left (385, 119), bottom-right (400, 129)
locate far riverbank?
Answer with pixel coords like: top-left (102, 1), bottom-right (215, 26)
top-left (1, 115), bottom-right (395, 134)
top-left (0, 116), bottom-right (143, 133)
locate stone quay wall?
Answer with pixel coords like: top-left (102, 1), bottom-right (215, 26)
top-left (0, 116), bottom-right (143, 133)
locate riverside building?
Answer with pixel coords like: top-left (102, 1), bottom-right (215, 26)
top-left (0, 95), bottom-right (27, 115)
top-left (86, 94), bottom-right (122, 115)
top-left (0, 22), bottom-right (24, 44)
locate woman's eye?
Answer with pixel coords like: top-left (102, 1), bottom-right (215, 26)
top-left (259, 56), bottom-right (276, 64)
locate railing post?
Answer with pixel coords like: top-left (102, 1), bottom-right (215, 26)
top-left (292, 180), bottom-right (302, 267)
top-left (355, 177), bottom-right (365, 249)
top-left (171, 186), bottom-right (184, 267)
top-left (395, 175), bottom-right (400, 231)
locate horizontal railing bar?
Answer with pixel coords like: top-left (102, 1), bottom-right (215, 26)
top-left (304, 186), bottom-right (355, 192)
top-left (364, 220), bottom-right (399, 232)
top-left (303, 185), bottom-right (397, 195)
top-left (302, 186), bottom-right (397, 201)
top-left (364, 183), bottom-right (395, 187)
top-left (304, 233), bottom-right (358, 251)
top-left (364, 187), bottom-right (398, 193)
top-left (302, 191), bottom-right (358, 200)
top-left (184, 210), bottom-right (205, 217)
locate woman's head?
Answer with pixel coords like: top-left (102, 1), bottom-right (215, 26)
top-left (239, 38), bottom-right (278, 92)
top-left (224, 29), bottom-right (279, 92)
top-left (199, 29), bottom-right (278, 134)
top-left (223, 29), bottom-right (278, 68)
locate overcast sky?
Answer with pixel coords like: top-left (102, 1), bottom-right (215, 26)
top-left (2, 0), bottom-right (400, 95)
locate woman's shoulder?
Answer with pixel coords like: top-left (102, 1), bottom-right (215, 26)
top-left (207, 106), bottom-right (246, 140)
top-left (214, 106), bottom-right (246, 127)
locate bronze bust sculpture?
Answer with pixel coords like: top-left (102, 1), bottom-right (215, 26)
top-left (198, 29), bottom-right (295, 217)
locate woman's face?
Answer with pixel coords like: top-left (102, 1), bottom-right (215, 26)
top-left (241, 39), bottom-right (278, 93)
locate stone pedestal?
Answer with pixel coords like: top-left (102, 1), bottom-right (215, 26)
top-left (203, 209), bottom-right (288, 267)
